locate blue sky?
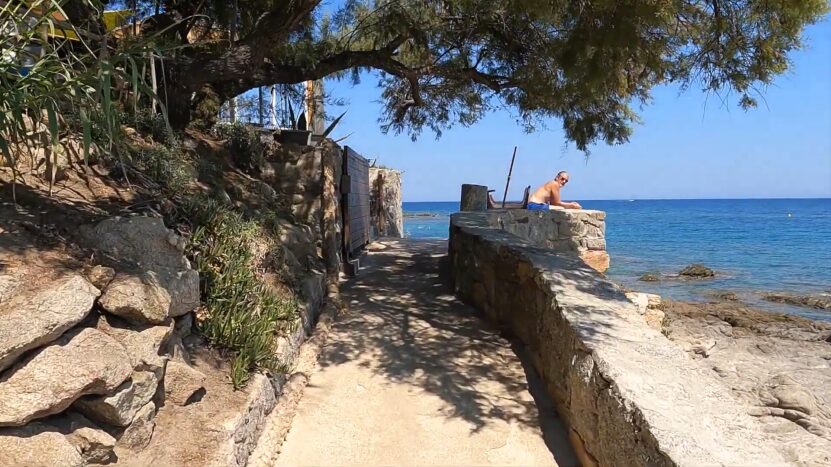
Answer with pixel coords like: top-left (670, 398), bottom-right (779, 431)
top-left (323, 20), bottom-right (831, 202)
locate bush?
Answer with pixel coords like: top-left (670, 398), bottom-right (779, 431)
top-left (181, 196), bottom-right (297, 388)
top-left (133, 109), bottom-right (178, 147)
top-left (129, 144), bottom-right (193, 195)
top-left (212, 123), bottom-right (264, 172)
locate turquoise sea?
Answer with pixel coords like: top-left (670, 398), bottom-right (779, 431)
top-left (403, 199), bottom-right (831, 321)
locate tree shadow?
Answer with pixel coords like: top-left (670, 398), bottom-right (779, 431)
top-left (317, 238), bottom-right (576, 464)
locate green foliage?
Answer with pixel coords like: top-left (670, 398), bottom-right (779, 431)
top-left (0, 0), bottom-right (163, 197)
top-left (134, 109), bottom-right (178, 147)
top-left (212, 123), bottom-right (264, 171)
top-left (181, 196), bottom-right (297, 388)
top-left (128, 144), bottom-right (193, 195)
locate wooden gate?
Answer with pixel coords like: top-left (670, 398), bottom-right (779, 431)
top-left (342, 146), bottom-right (371, 272)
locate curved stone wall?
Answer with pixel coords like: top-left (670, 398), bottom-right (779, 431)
top-left (449, 212), bottom-right (786, 466)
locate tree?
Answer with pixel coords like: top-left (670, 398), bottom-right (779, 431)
top-left (66, 0), bottom-right (828, 149)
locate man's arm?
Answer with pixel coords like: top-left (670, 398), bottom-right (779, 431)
top-left (548, 183), bottom-right (581, 209)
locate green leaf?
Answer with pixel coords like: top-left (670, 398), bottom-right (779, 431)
top-left (321, 110), bottom-right (347, 139)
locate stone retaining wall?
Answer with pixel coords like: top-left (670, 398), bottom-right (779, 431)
top-left (449, 212), bottom-right (786, 466)
top-left (481, 209), bottom-right (609, 272)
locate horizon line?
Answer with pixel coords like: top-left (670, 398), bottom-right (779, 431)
top-left (402, 196), bottom-right (831, 203)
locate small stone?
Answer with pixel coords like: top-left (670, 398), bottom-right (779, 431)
top-left (83, 265), bottom-right (116, 290)
top-left (0, 328), bottom-right (132, 427)
top-left (679, 264), bottom-right (715, 278)
top-left (638, 273), bottom-right (660, 282)
top-left (117, 401), bottom-right (156, 451)
top-left (58, 412), bottom-right (116, 464)
top-left (164, 361), bottom-right (206, 406)
top-left (711, 291), bottom-right (739, 301)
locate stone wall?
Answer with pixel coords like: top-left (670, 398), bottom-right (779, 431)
top-left (369, 167), bottom-right (403, 238)
top-left (480, 209), bottom-right (609, 273)
top-left (449, 212), bottom-right (786, 466)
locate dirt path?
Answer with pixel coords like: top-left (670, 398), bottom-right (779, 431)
top-left (274, 239), bottom-right (576, 466)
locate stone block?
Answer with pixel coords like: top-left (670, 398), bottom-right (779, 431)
top-left (75, 369), bottom-right (160, 426)
top-left (164, 361), bottom-right (206, 406)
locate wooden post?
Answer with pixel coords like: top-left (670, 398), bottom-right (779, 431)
top-left (460, 184), bottom-right (488, 212)
top-left (501, 146), bottom-right (518, 208)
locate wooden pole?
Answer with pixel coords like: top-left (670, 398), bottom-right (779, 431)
top-left (501, 146), bottom-right (517, 208)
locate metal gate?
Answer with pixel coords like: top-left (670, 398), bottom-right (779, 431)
top-left (342, 146), bottom-right (371, 272)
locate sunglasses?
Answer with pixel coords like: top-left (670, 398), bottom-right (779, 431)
top-left (559, 178), bottom-right (569, 184)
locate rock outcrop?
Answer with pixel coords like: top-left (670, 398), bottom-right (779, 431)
top-left (764, 292), bottom-right (831, 310)
top-left (679, 263), bottom-right (715, 278)
top-left (0, 328), bottom-right (132, 427)
top-left (0, 274), bottom-right (99, 372)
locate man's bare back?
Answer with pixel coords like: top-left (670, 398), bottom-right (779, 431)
top-left (528, 171), bottom-right (582, 210)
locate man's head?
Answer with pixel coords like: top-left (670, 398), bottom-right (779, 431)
top-left (555, 171), bottom-right (569, 187)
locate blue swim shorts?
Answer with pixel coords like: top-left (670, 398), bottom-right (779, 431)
top-left (527, 202), bottom-right (549, 211)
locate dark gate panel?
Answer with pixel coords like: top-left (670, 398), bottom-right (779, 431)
top-left (342, 146), bottom-right (371, 268)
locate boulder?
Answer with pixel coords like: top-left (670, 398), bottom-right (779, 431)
top-left (638, 273), bottom-right (660, 282)
top-left (711, 291), bottom-right (739, 301)
top-left (0, 274), bottom-right (99, 372)
top-left (580, 250), bottom-right (609, 273)
top-left (57, 412), bottom-right (116, 464)
top-left (99, 272), bottom-right (173, 324)
top-left (75, 370), bottom-right (160, 427)
top-left (625, 292), bottom-right (665, 330)
top-left (0, 425), bottom-right (85, 467)
top-left (0, 328), bottom-right (132, 427)
top-left (164, 361), bottom-right (206, 406)
top-left (92, 314), bottom-right (173, 373)
top-left (79, 216), bottom-right (200, 322)
top-left (116, 401), bottom-right (156, 451)
top-left (679, 264), bottom-right (715, 278)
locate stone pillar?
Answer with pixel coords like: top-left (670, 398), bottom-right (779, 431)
top-left (460, 184), bottom-right (487, 212)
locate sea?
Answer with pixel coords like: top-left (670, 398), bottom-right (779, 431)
top-left (403, 199), bottom-right (831, 321)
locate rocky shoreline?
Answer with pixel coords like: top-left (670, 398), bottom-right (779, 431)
top-left (660, 298), bottom-right (831, 464)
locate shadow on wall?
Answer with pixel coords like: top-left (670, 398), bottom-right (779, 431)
top-left (316, 239), bottom-right (574, 464)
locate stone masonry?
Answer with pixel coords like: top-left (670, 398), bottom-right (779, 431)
top-left (449, 211), bottom-right (787, 466)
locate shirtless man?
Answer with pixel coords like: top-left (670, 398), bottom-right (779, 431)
top-left (527, 171), bottom-right (582, 210)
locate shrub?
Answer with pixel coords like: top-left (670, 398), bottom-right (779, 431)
top-left (181, 196), bottom-right (297, 388)
top-left (212, 123), bottom-right (264, 172)
top-left (128, 144), bottom-right (193, 195)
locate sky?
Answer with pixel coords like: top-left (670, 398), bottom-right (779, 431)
top-left (323, 20), bottom-right (831, 202)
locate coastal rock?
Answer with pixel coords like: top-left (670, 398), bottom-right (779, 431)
top-left (764, 292), bottom-right (831, 310)
top-left (163, 361), bottom-right (206, 406)
top-left (580, 250), bottom-right (609, 274)
top-left (0, 274), bottom-right (99, 372)
top-left (625, 292), bottom-right (664, 330)
top-left (662, 300), bottom-right (831, 464)
top-left (0, 328), bottom-right (132, 427)
top-left (679, 264), bottom-right (715, 278)
top-left (710, 291), bottom-right (739, 301)
top-left (638, 273), bottom-right (660, 282)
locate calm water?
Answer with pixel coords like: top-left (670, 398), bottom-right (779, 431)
top-left (403, 199), bottom-right (831, 320)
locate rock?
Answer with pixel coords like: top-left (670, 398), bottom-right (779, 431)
top-left (164, 361), bottom-right (206, 406)
top-left (83, 265), bottom-right (115, 290)
top-left (58, 412), bottom-right (116, 464)
top-left (0, 425), bottom-right (85, 467)
top-left (0, 274), bottom-right (99, 372)
top-left (679, 264), bottom-right (715, 278)
top-left (117, 401), bottom-right (156, 451)
top-left (0, 328), bottom-right (132, 427)
top-left (764, 293), bottom-right (831, 310)
top-left (625, 292), bottom-right (664, 330)
top-left (99, 271), bottom-right (172, 324)
top-left (79, 216), bottom-right (200, 320)
top-left (75, 370), bottom-right (160, 427)
top-left (93, 314), bottom-right (173, 373)
top-left (175, 313), bottom-right (194, 339)
top-left (580, 250), bottom-right (609, 273)
top-left (711, 291), bottom-right (739, 301)
top-left (638, 273), bottom-right (660, 282)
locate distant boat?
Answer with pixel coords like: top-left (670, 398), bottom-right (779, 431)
top-left (628, 199), bottom-right (635, 202)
